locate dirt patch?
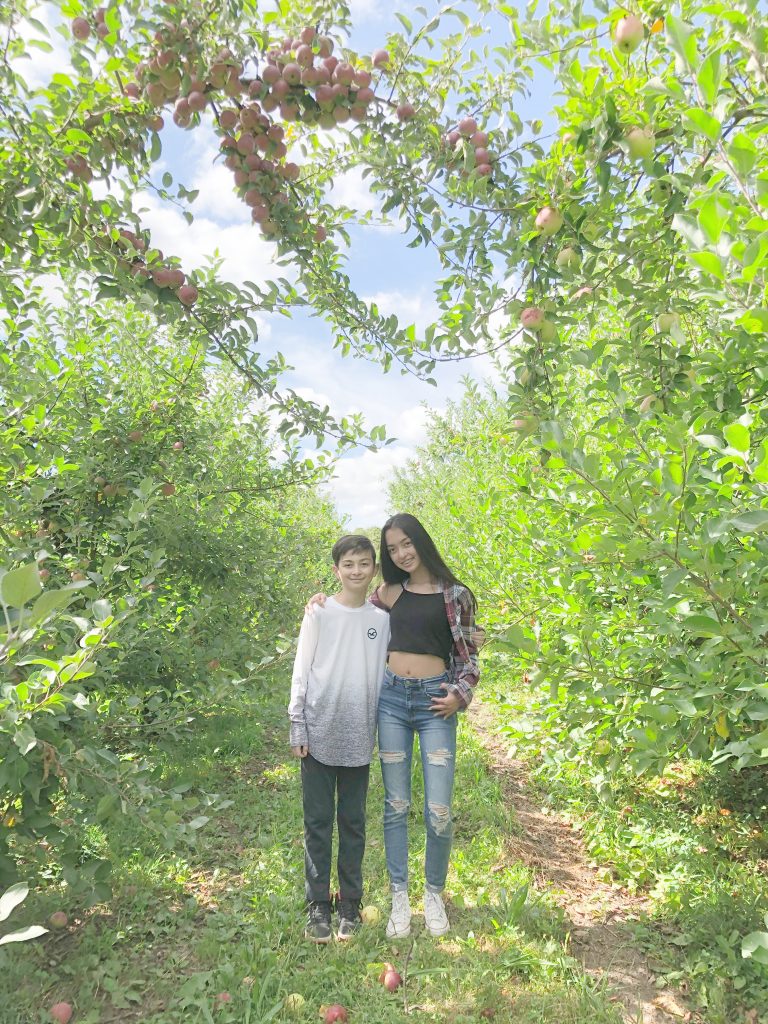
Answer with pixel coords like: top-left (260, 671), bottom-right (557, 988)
top-left (468, 695), bottom-right (695, 1024)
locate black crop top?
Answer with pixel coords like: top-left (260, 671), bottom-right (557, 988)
top-left (388, 586), bottom-right (453, 666)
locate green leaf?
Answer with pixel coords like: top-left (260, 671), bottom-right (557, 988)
top-left (682, 615), bottom-right (724, 637)
top-left (28, 586), bottom-right (78, 625)
top-left (683, 108), bottom-right (720, 143)
top-left (95, 793), bottom-right (120, 821)
top-left (741, 931), bottom-right (768, 965)
top-left (0, 883), bottom-right (28, 924)
top-left (0, 563), bottom-right (42, 608)
top-left (730, 510), bottom-right (768, 533)
top-left (496, 624), bottom-right (537, 655)
top-left (0, 925), bottom-right (48, 946)
top-left (13, 725), bottom-right (37, 756)
top-left (723, 422), bottom-right (750, 452)
top-left (665, 15), bottom-right (699, 68)
top-left (697, 51), bottom-right (721, 105)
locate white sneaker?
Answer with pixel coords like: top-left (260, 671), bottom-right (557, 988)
top-left (386, 890), bottom-right (412, 938)
top-left (423, 890), bottom-right (449, 936)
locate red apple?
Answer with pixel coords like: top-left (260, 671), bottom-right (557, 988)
top-left (160, 482), bottom-right (176, 496)
top-left (50, 1004), bottom-right (73, 1024)
top-left (372, 49), bottom-right (389, 68)
top-left (71, 17), bottom-right (90, 41)
top-left (187, 90), bottom-right (206, 112)
top-left (324, 1006), bottom-right (347, 1024)
top-left (127, 429), bottom-right (144, 442)
top-left (282, 62), bottom-right (302, 86)
top-left (458, 116), bottom-right (477, 137)
top-left (534, 205), bottom-right (563, 236)
top-left (177, 285), bottom-right (199, 306)
top-left (382, 970), bottom-right (402, 992)
top-left (614, 14), bottom-right (644, 54)
top-left (397, 103), bottom-right (415, 122)
top-left (520, 306), bottom-right (546, 330)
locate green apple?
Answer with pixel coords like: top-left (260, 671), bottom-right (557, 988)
top-left (625, 126), bottom-right (654, 161)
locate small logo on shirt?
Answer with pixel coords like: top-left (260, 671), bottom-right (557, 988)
top-left (367, 628), bottom-right (378, 639)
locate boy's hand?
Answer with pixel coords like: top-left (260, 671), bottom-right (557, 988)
top-left (291, 745), bottom-right (309, 757)
top-left (304, 592), bottom-right (327, 614)
top-left (430, 689), bottom-right (463, 719)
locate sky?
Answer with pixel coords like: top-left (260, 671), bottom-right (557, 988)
top-left (16, 0), bottom-right (545, 528)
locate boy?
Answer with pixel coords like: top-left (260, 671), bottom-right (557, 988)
top-left (289, 534), bottom-right (389, 942)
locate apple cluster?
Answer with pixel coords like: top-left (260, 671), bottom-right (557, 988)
top-left (213, 30), bottom-right (388, 239)
top-left (444, 116), bottom-right (495, 176)
top-left (110, 227), bottom-right (199, 306)
top-left (70, 7), bottom-right (110, 43)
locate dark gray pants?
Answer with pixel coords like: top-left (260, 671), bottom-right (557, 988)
top-left (301, 754), bottom-right (370, 903)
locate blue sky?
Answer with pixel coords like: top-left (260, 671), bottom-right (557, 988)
top-left (19, 0), bottom-right (552, 527)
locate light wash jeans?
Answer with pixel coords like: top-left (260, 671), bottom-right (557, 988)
top-left (377, 666), bottom-right (457, 892)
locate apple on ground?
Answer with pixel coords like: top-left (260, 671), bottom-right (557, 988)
top-left (382, 969), bottom-right (402, 992)
top-left (360, 905), bottom-right (380, 924)
top-left (323, 1005), bottom-right (348, 1024)
top-left (50, 1004), bottom-right (73, 1024)
top-left (284, 994), bottom-right (305, 1015)
top-left (48, 911), bottom-right (68, 930)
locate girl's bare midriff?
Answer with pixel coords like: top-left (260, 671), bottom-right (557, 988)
top-left (387, 651), bottom-right (447, 679)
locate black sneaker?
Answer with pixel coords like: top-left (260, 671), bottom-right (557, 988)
top-left (305, 900), bottom-right (332, 943)
top-left (336, 898), bottom-right (361, 941)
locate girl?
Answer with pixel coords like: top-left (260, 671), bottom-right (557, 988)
top-left (371, 514), bottom-right (480, 938)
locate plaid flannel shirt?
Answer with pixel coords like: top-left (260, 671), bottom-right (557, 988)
top-left (371, 582), bottom-right (480, 708)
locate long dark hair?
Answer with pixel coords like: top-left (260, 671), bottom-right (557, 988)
top-left (379, 513), bottom-right (476, 608)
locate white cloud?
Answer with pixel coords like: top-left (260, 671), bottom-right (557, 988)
top-left (133, 189), bottom-right (285, 289)
top-left (362, 288), bottom-right (440, 333)
top-left (327, 444), bottom-right (419, 528)
top-left (12, 5), bottom-right (72, 90)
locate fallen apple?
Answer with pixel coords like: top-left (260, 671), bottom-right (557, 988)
top-left (360, 905), bottom-right (381, 924)
top-left (284, 993), bottom-right (306, 1015)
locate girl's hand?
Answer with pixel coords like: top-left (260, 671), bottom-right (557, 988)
top-left (430, 689), bottom-right (462, 719)
top-left (291, 744), bottom-right (309, 757)
top-left (305, 593), bottom-right (327, 614)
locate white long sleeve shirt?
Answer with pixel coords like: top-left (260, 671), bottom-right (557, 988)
top-left (288, 597), bottom-right (389, 766)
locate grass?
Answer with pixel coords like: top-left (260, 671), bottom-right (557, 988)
top-left (486, 661), bottom-right (768, 1024)
top-left (1, 676), bottom-right (623, 1024)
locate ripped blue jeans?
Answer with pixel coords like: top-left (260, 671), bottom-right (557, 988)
top-left (377, 667), bottom-right (457, 893)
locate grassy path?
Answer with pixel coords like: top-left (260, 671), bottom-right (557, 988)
top-left (6, 678), bottom-right (624, 1024)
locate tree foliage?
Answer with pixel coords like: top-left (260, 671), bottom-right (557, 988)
top-left (1, 0), bottom-right (767, 889)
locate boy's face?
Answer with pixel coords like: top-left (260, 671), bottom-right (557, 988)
top-left (333, 548), bottom-right (376, 594)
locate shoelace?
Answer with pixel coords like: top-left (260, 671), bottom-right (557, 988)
top-left (337, 900), bottom-right (360, 921)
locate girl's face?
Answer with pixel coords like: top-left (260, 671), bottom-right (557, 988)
top-left (385, 527), bottom-right (422, 574)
